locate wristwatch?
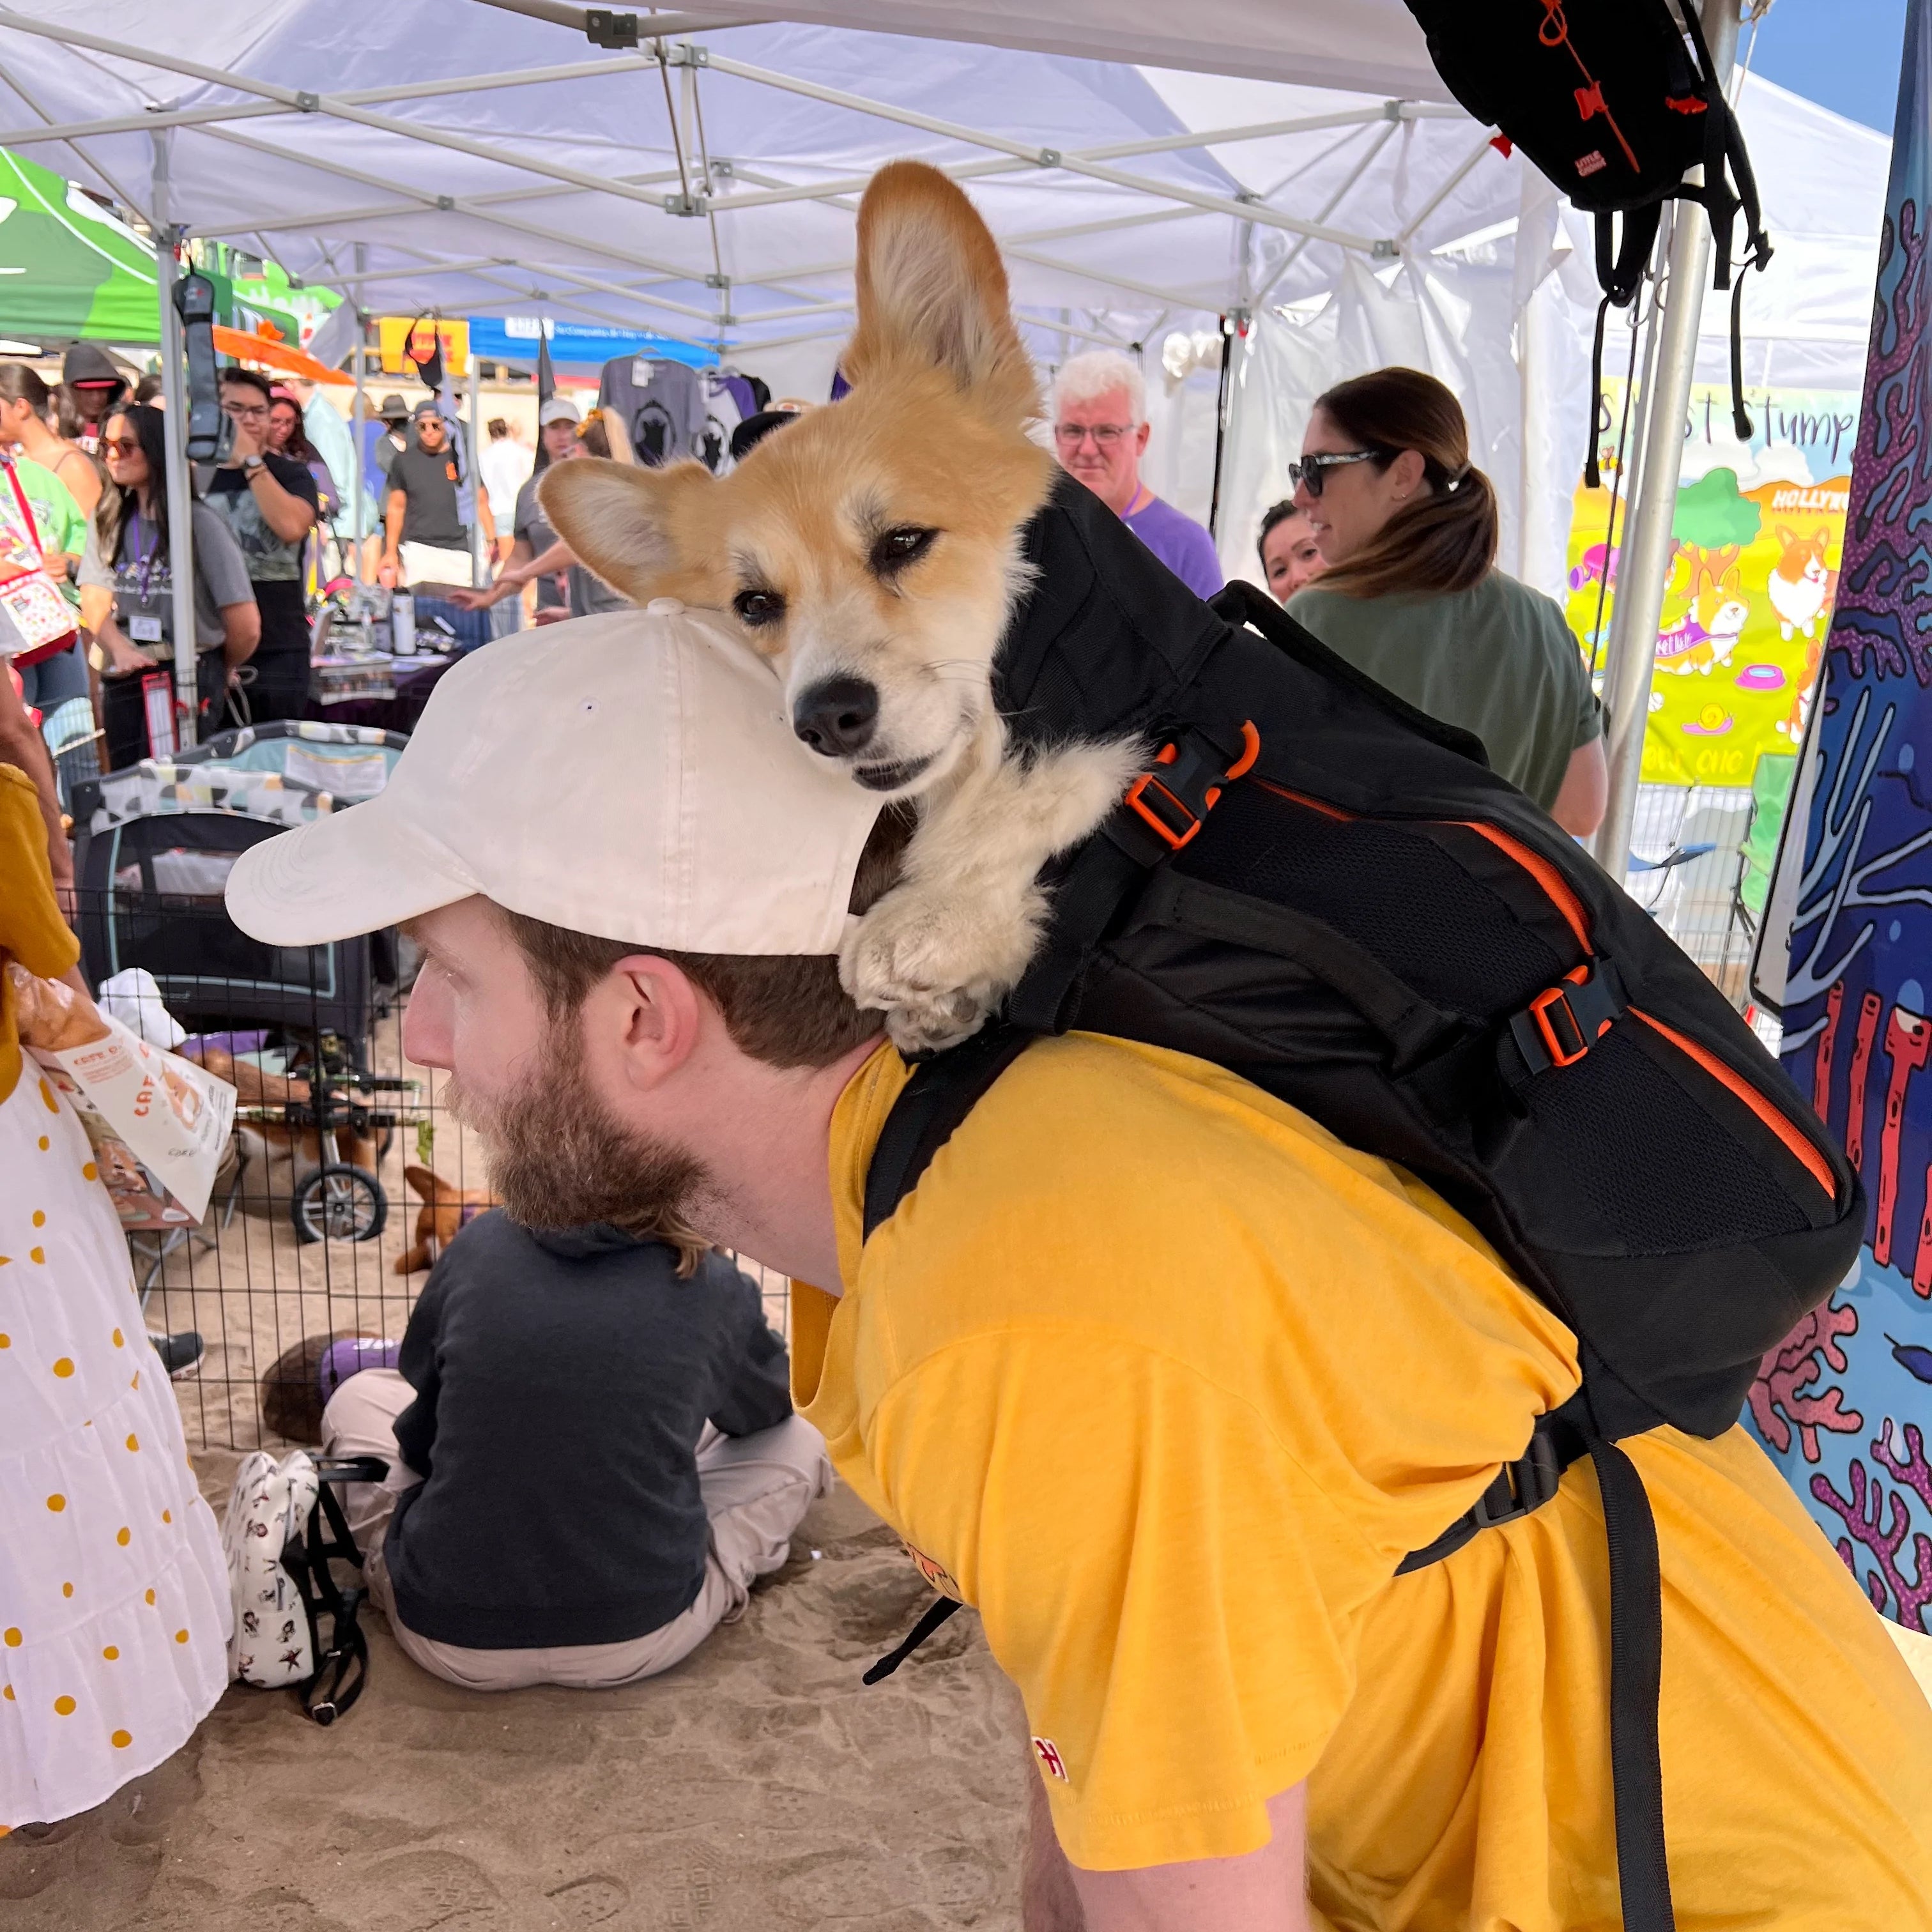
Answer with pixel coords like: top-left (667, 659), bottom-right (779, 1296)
top-left (242, 454), bottom-right (266, 474)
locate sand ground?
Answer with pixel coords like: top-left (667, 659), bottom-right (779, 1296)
top-left (14, 998), bottom-right (1022, 1928)
top-left (3, 1468), bottom-right (1029, 1931)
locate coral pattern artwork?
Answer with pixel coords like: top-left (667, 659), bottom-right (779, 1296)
top-left (1752, 0), bottom-right (1932, 1634)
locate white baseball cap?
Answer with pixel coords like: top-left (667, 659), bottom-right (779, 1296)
top-left (224, 604), bottom-right (883, 954)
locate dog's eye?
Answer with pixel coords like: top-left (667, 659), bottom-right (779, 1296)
top-left (870, 526), bottom-right (937, 575)
top-left (733, 587), bottom-right (785, 628)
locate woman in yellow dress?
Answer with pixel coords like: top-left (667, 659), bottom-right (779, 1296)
top-left (0, 762), bottom-right (229, 1830)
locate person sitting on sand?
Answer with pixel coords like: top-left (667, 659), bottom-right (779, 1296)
top-left (226, 609), bottom-right (1932, 1928)
top-left (318, 1202), bottom-right (829, 1690)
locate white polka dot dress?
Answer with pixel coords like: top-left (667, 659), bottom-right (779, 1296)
top-left (0, 1066), bottom-right (231, 1828)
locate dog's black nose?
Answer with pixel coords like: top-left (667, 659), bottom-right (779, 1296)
top-left (792, 677), bottom-right (880, 758)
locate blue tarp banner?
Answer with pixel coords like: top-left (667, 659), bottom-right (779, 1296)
top-left (465, 315), bottom-right (716, 372)
top-left (1755, 0), bottom-right (1932, 1634)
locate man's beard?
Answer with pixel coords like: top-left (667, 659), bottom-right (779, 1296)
top-left (442, 1045), bottom-right (710, 1236)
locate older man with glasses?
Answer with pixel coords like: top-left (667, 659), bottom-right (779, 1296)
top-left (1048, 349), bottom-right (1222, 600)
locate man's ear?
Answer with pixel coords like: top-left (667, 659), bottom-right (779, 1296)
top-left (842, 160), bottom-right (1036, 427)
top-left (537, 457), bottom-right (718, 606)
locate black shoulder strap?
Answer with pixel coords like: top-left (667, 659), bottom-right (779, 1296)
top-left (1397, 1393), bottom-right (1674, 1932)
top-left (862, 1025), bottom-right (1033, 1242)
top-left (1209, 581), bottom-right (1492, 767)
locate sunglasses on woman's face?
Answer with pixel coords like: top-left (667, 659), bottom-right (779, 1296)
top-left (1287, 448), bottom-right (1389, 498)
top-left (102, 437), bottom-right (143, 457)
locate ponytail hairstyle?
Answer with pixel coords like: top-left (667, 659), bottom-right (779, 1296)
top-left (0, 362), bottom-right (53, 415)
top-left (1310, 367), bottom-right (1497, 599)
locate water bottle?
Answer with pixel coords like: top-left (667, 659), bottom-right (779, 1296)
top-left (392, 592), bottom-right (417, 657)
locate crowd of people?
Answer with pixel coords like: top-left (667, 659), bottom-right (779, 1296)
top-left (0, 351), bottom-right (567, 786)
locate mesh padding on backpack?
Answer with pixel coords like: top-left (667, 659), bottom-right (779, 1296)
top-left (1178, 784), bottom-right (1563, 1016)
top-left (1522, 1029), bottom-right (1810, 1253)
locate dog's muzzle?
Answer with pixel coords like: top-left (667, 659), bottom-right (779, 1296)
top-left (793, 675), bottom-right (880, 758)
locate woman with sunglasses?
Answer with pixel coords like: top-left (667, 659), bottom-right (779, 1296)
top-left (75, 406), bottom-right (259, 770)
top-left (1285, 367), bottom-right (1607, 837)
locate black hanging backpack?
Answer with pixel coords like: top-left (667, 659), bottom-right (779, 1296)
top-left (860, 477), bottom-right (1862, 1932)
top-left (1401, 0), bottom-right (1772, 484)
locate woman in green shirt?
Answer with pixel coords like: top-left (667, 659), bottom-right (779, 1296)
top-left (1285, 367), bottom-right (1607, 836)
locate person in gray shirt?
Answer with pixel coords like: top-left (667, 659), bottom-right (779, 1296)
top-left (450, 399), bottom-right (630, 627)
top-left (75, 404), bottom-right (259, 768)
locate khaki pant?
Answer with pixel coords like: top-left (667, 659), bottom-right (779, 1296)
top-left (320, 1367), bottom-right (831, 1690)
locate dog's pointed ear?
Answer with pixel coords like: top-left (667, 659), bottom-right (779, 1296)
top-left (537, 457), bottom-right (716, 606)
top-left (843, 160), bottom-right (1036, 425)
top-left (402, 1164), bottom-right (448, 1202)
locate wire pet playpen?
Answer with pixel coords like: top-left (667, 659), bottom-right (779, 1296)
top-left (62, 720), bottom-right (791, 1453)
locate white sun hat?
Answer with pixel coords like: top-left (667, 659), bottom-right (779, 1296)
top-left (224, 602), bottom-right (883, 954)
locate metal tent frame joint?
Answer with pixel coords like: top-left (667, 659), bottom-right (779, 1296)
top-left (586, 10), bottom-right (640, 49)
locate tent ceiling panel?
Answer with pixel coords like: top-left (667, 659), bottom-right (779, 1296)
top-left (0, 5), bottom-right (1885, 384)
top-left (639, 0), bottom-right (1452, 98)
top-left (0, 1), bottom-right (1492, 352)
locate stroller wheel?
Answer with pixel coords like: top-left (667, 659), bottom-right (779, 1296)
top-left (291, 1165), bottom-right (388, 1245)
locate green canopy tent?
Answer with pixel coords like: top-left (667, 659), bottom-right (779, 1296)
top-left (0, 145), bottom-right (157, 343)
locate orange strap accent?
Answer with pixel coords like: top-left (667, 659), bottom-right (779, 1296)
top-left (1457, 822), bottom-right (1593, 951)
top-left (1631, 1009), bottom-right (1837, 1200)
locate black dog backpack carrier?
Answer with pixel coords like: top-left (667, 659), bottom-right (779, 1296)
top-left (861, 477), bottom-right (1862, 1932)
top-left (1400, 0), bottom-right (1772, 485)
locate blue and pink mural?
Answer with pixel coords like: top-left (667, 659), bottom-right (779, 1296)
top-left (1755, 0), bottom-right (1932, 1632)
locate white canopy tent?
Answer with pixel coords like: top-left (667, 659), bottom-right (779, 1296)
top-left (0, 0), bottom-right (1889, 872)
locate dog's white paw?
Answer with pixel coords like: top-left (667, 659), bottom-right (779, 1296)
top-left (841, 880), bottom-right (1043, 1055)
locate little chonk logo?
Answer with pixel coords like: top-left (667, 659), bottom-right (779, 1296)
top-left (903, 1541), bottom-right (962, 1601)
top-left (1575, 150), bottom-right (1608, 178)
top-left (1032, 1737), bottom-right (1069, 1782)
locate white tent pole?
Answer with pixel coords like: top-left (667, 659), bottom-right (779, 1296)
top-left (467, 353), bottom-right (486, 590)
top-left (1590, 0), bottom-right (1740, 878)
top-left (190, 123), bottom-right (721, 312)
top-left (1594, 207), bottom-right (1675, 633)
top-left (472, 0), bottom-right (757, 34)
top-left (0, 12), bottom-right (715, 227)
top-left (183, 172), bottom-right (691, 243)
top-left (1249, 120), bottom-right (1402, 309)
top-left (0, 52), bottom-right (678, 148)
top-left (1016, 312), bottom-right (1145, 353)
top-left (1395, 130), bottom-right (1501, 244)
top-left (0, 57), bottom-right (149, 219)
top-left (351, 242), bottom-right (367, 588)
top-left (703, 53), bottom-right (1383, 248)
top-left (1003, 247), bottom-right (1209, 310)
top-left (150, 130), bottom-right (199, 744)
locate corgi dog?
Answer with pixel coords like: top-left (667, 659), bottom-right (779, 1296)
top-left (1656, 549), bottom-right (1748, 676)
top-left (540, 161), bottom-right (1143, 1052)
top-left (1767, 525), bottom-right (1835, 641)
top-left (394, 1163), bottom-right (495, 1275)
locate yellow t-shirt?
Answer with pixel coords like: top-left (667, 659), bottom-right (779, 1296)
top-left (793, 1034), bottom-right (1932, 1926)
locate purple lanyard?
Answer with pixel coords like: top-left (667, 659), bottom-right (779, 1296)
top-left (125, 516), bottom-right (160, 602)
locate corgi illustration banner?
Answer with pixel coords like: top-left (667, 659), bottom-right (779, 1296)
top-left (1563, 381), bottom-right (1857, 789)
top-left (1756, 0), bottom-right (1932, 1638)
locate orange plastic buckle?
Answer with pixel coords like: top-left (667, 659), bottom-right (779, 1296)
top-left (1121, 723), bottom-right (1261, 852)
top-left (1124, 756), bottom-right (1202, 851)
top-left (1526, 965), bottom-right (1592, 1069)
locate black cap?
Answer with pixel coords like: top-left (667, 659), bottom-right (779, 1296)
top-left (63, 341), bottom-right (125, 390)
top-left (729, 406), bottom-right (801, 464)
top-left (411, 399), bottom-right (445, 422)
